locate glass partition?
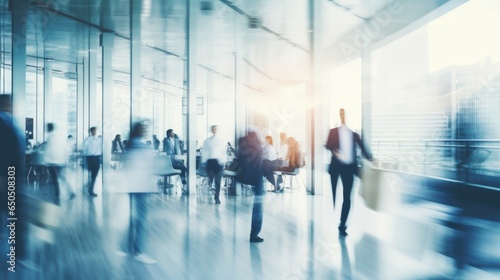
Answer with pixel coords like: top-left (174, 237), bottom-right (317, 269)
top-left (370, 0), bottom-right (500, 187)
top-left (25, 68), bottom-right (43, 144)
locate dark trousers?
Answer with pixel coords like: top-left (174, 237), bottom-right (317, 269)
top-left (47, 165), bottom-right (63, 197)
top-left (262, 159), bottom-right (283, 189)
top-left (329, 161), bottom-right (356, 228)
top-left (86, 155), bottom-right (101, 193)
top-left (122, 193), bottom-right (148, 254)
top-left (171, 158), bottom-right (187, 183)
top-left (206, 159), bottom-right (223, 200)
top-left (250, 178), bottom-right (265, 238)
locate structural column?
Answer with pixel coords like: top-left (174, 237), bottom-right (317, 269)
top-left (234, 54), bottom-right (246, 144)
top-left (186, 0), bottom-right (198, 194)
top-left (87, 30), bottom-right (98, 130)
top-left (361, 50), bottom-right (372, 148)
top-left (100, 32), bottom-right (114, 192)
top-left (130, 0), bottom-right (142, 125)
top-left (11, 0), bottom-right (27, 177)
top-left (77, 62), bottom-right (84, 146)
top-left (307, 0), bottom-right (326, 195)
top-left (232, 11), bottom-right (247, 196)
top-left (43, 61), bottom-right (53, 130)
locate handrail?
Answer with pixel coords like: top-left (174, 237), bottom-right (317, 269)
top-left (371, 139), bottom-right (500, 189)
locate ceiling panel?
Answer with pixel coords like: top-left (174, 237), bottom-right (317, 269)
top-left (1, 0), bottom-right (403, 92)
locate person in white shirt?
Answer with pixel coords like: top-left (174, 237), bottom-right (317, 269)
top-left (262, 135), bottom-right (277, 161)
top-left (82, 127), bottom-right (102, 197)
top-left (261, 135), bottom-right (281, 191)
top-left (278, 132), bottom-right (288, 162)
top-left (44, 123), bottom-right (75, 200)
top-left (325, 108), bottom-right (372, 236)
top-left (201, 125), bottom-right (227, 204)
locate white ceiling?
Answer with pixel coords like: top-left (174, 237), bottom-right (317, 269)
top-left (0, 0), bottom-right (398, 95)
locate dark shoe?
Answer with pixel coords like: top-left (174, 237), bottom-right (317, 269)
top-left (133, 253), bottom-right (157, 264)
top-left (89, 192), bottom-right (98, 197)
top-left (338, 224), bottom-right (348, 236)
top-left (215, 198), bottom-right (221, 204)
top-left (250, 236), bottom-right (264, 243)
top-left (339, 223), bottom-right (347, 236)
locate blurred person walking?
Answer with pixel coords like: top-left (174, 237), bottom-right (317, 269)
top-left (44, 123), bottom-right (75, 200)
top-left (326, 108), bottom-right (372, 236)
top-left (201, 125), bottom-right (227, 204)
top-left (0, 95), bottom-right (29, 274)
top-left (237, 130), bottom-right (266, 242)
top-left (119, 122), bottom-right (157, 264)
top-left (83, 127), bottom-right (102, 197)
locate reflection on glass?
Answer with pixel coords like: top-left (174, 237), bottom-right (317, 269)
top-left (371, 0), bottom-right (500, 187)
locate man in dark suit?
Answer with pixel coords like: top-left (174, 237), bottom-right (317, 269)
top-left (163, 129), bottom-right (187, 184)
top-left (163, 129), bottom-right (179, 155)
top-left (326, 108), bottom-right (372, 236)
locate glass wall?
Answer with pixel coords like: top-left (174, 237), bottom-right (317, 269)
top-left (370, 0), bottom-right (500, 186)
top-left (0, 4), bottom-right (11, 97)
top-left (25, 68), bottom-right (43, 144)
top-left (329, 58), bottom-right (362, 131)
top-left (111, 81), bottom-right (131, 140)
top-left (51, 76), bottom-right (77, 138)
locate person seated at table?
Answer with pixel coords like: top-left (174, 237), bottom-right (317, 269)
top-left (163, 129), bottom-right (187, 184)
top-left (269, 137), bottom-right (304, 192)
top-left (261, 135), bottom-right (282, 191)
top-left (278, 137), bottom-right (304, 172)
top-left (152, 135), bottom-right (160, 151)
top-left (112, 134), bottom-right (124, 154)
top-left (262, 135), bottom-right (277, 161)
top-left (111, 134), bottom-right (125, 169)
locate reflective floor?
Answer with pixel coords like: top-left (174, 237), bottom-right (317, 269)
top-left (3, 168), bottom-right (500, 280)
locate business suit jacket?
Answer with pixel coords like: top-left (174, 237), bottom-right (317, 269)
top-left (163, 137), bottom-right (179, 155)
top-left (236, 132), bottom-right (264, 187)
top-left (111, 140), bottom-right (124, 154)
top-left (325, 127), bottom-right (371, 174)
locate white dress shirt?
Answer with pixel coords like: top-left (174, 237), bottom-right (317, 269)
top-left (201, 135), bottom-right (227, 164)
top-left (278, 143), bottom-right (288, 159)
top-left (44, 131), bottom-right (68, 165)
top-left (263, 144), bottom-right (277, 161)
top-left (83, 135), bottom-right (102, 156)
top-left (338, 125), bottom-right (354, 164)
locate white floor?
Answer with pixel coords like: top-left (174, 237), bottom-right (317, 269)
top-left (7, 167), bottom-right (500, 280)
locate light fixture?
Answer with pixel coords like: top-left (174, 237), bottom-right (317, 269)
top-left (247, 17), bottom-right (262, 29)
top-left (200, 1), bottom-right (214, 15)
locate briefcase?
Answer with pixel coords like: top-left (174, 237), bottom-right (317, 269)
top-left (359, 161), bottom-right (382, 211)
